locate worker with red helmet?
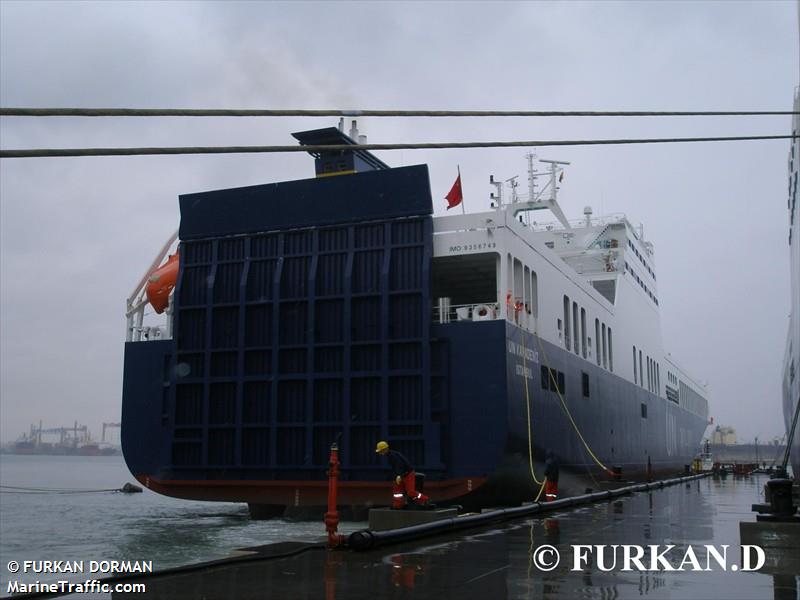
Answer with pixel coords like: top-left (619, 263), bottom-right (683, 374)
top-left (376, 441), bottom-right (430, 509)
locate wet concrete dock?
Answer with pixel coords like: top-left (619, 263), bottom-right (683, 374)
top-left (97, 474), bottom-right (798, 599)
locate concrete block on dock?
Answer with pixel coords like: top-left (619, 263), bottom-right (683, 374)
top-left (740, 521), bottom-right (800, 575)
top-left (368, 507), bottom-right (458, 531)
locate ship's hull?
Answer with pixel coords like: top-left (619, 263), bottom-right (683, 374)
top-left (784, 392), bottom-right (800, 478)
top-left (783, 359), bottom-right (799, 477)
top-left (122, 321), bottom-right (707, 510)
top-left (782, 90), bottom-right (799, 478)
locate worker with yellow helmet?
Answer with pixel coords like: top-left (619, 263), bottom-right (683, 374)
top-left (375, 440), bottom-right (430, 509)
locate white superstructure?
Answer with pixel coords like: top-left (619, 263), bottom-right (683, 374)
top-left (432, 156), bottom-right (709, 423)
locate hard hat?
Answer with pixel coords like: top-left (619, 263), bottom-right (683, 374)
top-left (375, 441), bottom-right (389, 453)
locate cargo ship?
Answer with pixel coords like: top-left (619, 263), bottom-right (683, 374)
top-left (8, 422), bottom-right (120, 456)
top-left (121, 122), bottom-right (710, 517)
top-left (782, 87), bottom-right (800, 478)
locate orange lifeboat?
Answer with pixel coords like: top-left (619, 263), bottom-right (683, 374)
top-left (145, 251), bottom-right (179, 314)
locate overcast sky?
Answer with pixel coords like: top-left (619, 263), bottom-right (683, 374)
top-left (0, 1), bottom-right (797, 446)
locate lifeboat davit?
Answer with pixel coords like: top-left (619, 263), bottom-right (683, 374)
top-left (145, 251), bottom-right (179, 314)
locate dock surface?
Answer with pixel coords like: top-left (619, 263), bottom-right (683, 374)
top-left (89, 475), bottom-right (795, 599)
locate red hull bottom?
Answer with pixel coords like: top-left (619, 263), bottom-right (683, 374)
top-left (135, 475), bottom-right (487, 507)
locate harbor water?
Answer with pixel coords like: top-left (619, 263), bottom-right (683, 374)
top-left (1, 454), bottom-right (797, 599)
top-left (0, 454), bottom-right (362, 589)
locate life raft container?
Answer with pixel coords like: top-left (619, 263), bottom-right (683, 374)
top-left (145, 251), bottom-right (179, 314)
top-left (472, 304), bottom-right (494, 321)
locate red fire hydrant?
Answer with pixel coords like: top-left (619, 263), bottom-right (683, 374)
top-left (324, 440), bottom-right (345, 548)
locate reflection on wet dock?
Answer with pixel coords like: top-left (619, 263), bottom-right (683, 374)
top-left (106, 475), bottom-right (795, 600)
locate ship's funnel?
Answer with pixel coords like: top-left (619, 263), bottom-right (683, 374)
top-left (293, 125), bottom-right (388, 178)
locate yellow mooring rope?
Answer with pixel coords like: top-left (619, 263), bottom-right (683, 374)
top-left (520, 332), bottom-right (549, 503)
top-left (531, 328), bottom-right (615, 477)
top-left (520, 332), bottom-right (544, 487)
top-left (534, 479), bottom-right (546, 502)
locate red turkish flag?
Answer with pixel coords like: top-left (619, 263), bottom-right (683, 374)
top-left (445, 173), bottom-right (463, 210)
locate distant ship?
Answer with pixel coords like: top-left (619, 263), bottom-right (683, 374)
top-left (122, 121), bottom-right (710, 516)
top-left (7, 422), bottom-right (120, 456)
top-left (782, 87), bottom-right (800, 478)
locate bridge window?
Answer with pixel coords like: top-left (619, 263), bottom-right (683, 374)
top-left (656, 363), bottom-right (660, 394)
top-left (650, 358), bottom-right (656, 392)
top-left (608, 327), bottom-right (614, 372)
top-left (580, 308), bottom-right (587, 358)
top-left (563, 296), bottom-right (571, 351)
top-left (601, 323), bottom-right (608, 369)
top-left (652, 359), bottom-right (655, 392)
top-left (591, 279), bottom-right (617, 304)
top-left (573, 302), bottom-right (579, 355)
top-left (505, 253), bottom-right (513, 315)
top-left (633, 346), bottom-right (637, 384)
top-left (639, 350), bottom-right (643, 388)
top-left (595, 319), bottom-right (601, 366)
top-left (524, 266), bottom-right (532, 323)
top-left (513, 258), bottom-right (524, 309)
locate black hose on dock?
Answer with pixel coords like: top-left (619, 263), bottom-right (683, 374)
top-left (348, 473), bottom-right (710, 551)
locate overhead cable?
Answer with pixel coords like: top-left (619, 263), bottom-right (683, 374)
top-left (1, 134), bottom-right (796, 158)
top-left (1, 108), bottom-right (798, 118)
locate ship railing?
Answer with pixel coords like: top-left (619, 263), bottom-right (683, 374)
top-left (434, 300), bottom-right (500, 324)
top-left (125, 230), bottom-right (178, 343)
top-left (126, 292), bottom-right (173, 342)
top-left (433, 298), bottom-right (538, 332)
top-left (530, 212), bottom-right (627, 232)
